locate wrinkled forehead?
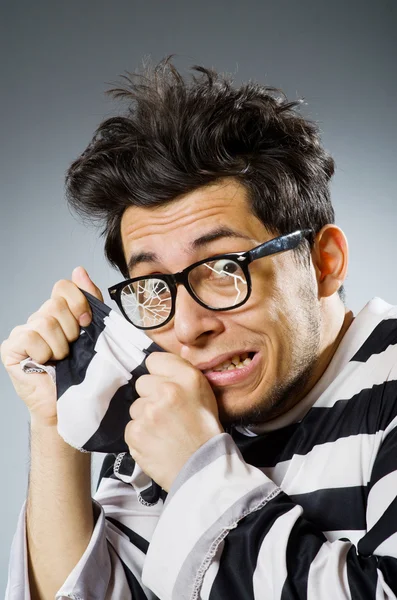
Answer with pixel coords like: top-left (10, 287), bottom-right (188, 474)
top-left (120, 179), bottom-right (264, 252)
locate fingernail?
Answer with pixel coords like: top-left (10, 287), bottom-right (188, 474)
top-left (79, 312), bottom-right (91, 326)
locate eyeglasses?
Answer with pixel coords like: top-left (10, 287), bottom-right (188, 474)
top-left (108, 229), bottom-right (313, 330)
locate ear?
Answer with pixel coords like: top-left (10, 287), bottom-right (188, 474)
top-left (311, 225), bottom-right (348, 298)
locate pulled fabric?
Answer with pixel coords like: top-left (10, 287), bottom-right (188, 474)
top-left (8, 297), bottom-right (397, 599)
top-left (19, 289), bottom-right (165, 505)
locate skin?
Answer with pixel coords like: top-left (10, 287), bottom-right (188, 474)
top-left (120, 177), bottom-right (353, 491)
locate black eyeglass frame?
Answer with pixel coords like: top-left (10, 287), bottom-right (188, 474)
top-left (108, 228), bottom-right (313, 330)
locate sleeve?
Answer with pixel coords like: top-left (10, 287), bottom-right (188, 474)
top-left (141, 431), bottom-right (397, 600)
top-left (5, 454), bottom-right (162, 600)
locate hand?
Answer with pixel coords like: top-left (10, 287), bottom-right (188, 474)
top-left (0, 266), bottom-right (103, 428)
top-left (125, 352), bottom-right (224, 492)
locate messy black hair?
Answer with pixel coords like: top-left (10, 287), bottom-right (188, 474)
top-left (65, 56), bottom-right (345, 300)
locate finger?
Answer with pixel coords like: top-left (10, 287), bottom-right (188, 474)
top-left (50, 278), bottom-right (95, 326)
top-left (124, 420), bottom-right (140, 457)
top-left (129, 397), bottom-right (147, 420)
top-left (23, 317), bottom-right (70, 361)
top-left (145, 351), bottom-right (189, 377)
top-left (1, 327), bottom-right (52, 368)
top-left (134, 373), bottom-right (167, 398)
top-left (27, 296), bottom-right (81, 342)
top-left (71, 266), bottom-right (104, 302)
top-left (2, 318), bottom-right (68, 367)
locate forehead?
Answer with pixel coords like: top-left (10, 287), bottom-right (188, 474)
top-left (120, 179), bottom-right (266, 256)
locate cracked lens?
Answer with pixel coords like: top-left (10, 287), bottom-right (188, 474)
top-left (122, 279), bottom-right (171, 328)
top-left (121, 259), bottom-right (248, 327)
top-left (189, 259), bottom-right (247, 308)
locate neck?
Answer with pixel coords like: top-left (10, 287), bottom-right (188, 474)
top-left (307, 298), bottom-right (354, 398)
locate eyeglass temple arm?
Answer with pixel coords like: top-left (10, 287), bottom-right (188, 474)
top-left (249, 229), bottom-right (313, 261)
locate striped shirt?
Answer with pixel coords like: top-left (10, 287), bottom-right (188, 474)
top-left (6, 296), bottom-right (397, 599)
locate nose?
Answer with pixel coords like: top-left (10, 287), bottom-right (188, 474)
top-left (172, 284), bottom-right (224, 346)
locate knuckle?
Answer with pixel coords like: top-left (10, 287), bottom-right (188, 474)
top-left (37, 298), bottom-right (54, 312)
top-left (36, 315), bottom-right (59, 332)
top-left (129, 398), bottom-right (140, 418)
top-left (162, 381), bottom-right (179, 404)
top-left (125, 419), bottom-right (133, 434)
top-left (135, 374), bottom-right (149, 395)
top-left (25, 328), bottom-right (41, 344)
top-left (51, 280), bottom-right (89, 319)
top-left (26, 312), bottom-right (39, 323)
top-left (163, 380), bottom-right (177, 395)
top-left (8, 324), bottom-right (24, 336)
top-left (145, 352), bottom-right (162, 369)
top-left (145, 353), bottom-right (155, 370)
top-left (36, 297), bottom-right (68, 318)
top-left (147, 403), bottom-right (162, 423)
top-left (51, 279), bottom-right (69, 296)
top-left (50, 296), bottom-right (69, 312)
top-left (52, 345), bottom-right (70, 361)
top-left (125, 419), bottom-right (142, 441)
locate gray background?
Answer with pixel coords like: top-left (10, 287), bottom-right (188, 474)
top-left (0, 0), bottom-right (396, 592)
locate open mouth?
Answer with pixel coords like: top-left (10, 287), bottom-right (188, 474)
top-left (202, 351), bottom-right (260, 387)
top-left (204, 351), bottom-right (256, 373)
top-left (203, 352), bottom-right (257, 374)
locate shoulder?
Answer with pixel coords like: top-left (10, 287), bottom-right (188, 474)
top-left (352, 304), bottom-right (397, 365)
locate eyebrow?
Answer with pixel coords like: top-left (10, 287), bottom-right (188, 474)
top-left (126, 226), bottom-right (253, 273)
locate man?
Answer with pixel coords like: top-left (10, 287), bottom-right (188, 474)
top-left (2, 57), bottom-right (397, 598)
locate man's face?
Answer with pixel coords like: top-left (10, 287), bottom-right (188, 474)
top-left (120, 178), bottom-right (322, 427)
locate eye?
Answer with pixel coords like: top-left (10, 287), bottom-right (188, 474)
top-left (212, 259), bottom-right (239, 275)
top-left (146, 280), bottom-right (169, 296)
top-left (154, 281), bottom-right (168, 295)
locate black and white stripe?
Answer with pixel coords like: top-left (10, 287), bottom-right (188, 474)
top-left (6, 296), bottom-right (397, 599)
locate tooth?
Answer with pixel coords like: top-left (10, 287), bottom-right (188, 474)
top-left (212, 354), bottom-right (254, 372)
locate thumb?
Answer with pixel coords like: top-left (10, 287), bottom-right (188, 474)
top-left (71, 266), bottom-right (104, 302)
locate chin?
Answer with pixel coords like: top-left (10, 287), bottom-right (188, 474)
top-left (215, 390), bottom-right (268, 428)
top-left (216, 379), bottom-right (297, 428)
